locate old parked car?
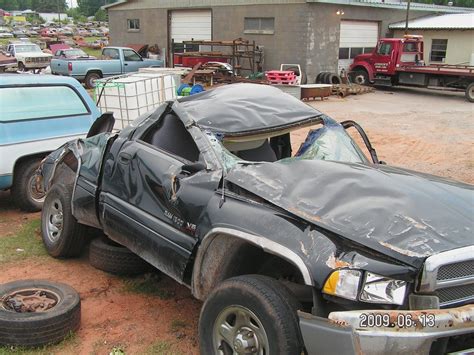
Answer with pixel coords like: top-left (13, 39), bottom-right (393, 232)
top-left (37, 84), bottom-right (473, 354)
top-left (53, 47), bottom-right (95, 60)
top-left (6, 42), bottom-right (52, 72)
top-left (0, 74), bottom-right (100, 211)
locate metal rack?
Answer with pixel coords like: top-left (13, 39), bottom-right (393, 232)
top-left (173, 38), bottom-right (263, 75)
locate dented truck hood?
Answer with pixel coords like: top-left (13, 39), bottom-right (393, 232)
top-left (226, 159), bottom-right (474, 267)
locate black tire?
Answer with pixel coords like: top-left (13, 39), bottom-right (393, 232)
top-left (0, 280), bottom-right (81, 347)
top-left (466, 82), bottom-right (474, 103)
top-left (328, 73), bottom-right (342, 84)
top-left (323, 72), bottom-right (332, 84)
top-left (315, 72), bottom-right (323, 83)
top-left (18, 62), bottom-right (26, 72)
top-left (84, 71), bottom-right (101, 89)
top-left (351, 70), bottom-right (369, 85)
top-left (199, 275), bottom-right (303, 355)
top-left (41, 184), bottom-right (87, 258)
top-left (11, 158), bottom-right (45, 212)
top-left (89, 237), bottom-right (150, 275)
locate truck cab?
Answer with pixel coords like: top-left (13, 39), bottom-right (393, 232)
top-left (349, 35), bottom-right (474, 102)
top-left (350, 35), bottom-right (424, 84)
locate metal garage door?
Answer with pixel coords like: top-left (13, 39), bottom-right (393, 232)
top-left (171, 10), bottom-right (212, 44)
top-left (338, 20), bottom-right (379, 73)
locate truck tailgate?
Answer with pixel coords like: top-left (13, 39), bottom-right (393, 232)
top-left (50, 58), bottom-right (70, 75)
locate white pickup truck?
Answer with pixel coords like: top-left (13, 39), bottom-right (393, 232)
top-left (6, 42), bottom-right (52, 72)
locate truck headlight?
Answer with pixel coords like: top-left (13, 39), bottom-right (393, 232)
top-left (322, 269), bottom-right (362, 300)
top-left (323, 270), bottom-right (407, 305)
top-left (359, 272), bottom-right (406, 305)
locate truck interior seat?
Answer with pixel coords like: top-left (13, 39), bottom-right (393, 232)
top-left (236, 139), bottom-right (277, 162)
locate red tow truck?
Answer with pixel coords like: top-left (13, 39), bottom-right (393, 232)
top-left (349, 35), bottom-right (474, 102)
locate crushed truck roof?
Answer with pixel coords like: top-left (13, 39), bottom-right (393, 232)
top-left (175, 83), bottom-right (323, 136)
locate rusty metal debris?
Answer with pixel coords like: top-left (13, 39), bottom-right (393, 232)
top-left (332, 84), bottom-right (374, 98)
top-left (2, 289), bottom-right (58, 313)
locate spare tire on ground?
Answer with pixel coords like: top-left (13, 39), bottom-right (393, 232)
top-left (0, 280), bottom-right (81, 347)
top-left (89, 236), bottom-right (151, 275)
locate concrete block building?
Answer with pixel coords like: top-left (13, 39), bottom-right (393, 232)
top-left (104, 0), bottom-right (471, 81)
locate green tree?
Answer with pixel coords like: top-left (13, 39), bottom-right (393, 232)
top-left (94, 8), bottom-right (107, 21)
top-left (0, 0), bottom-right (20, 11)
top-left (77, 0), bottom-right (117, 17)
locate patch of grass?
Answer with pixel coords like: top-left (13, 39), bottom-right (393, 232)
top-left (122, 273), bottom-right (174, 299)
top-left (169, 319), bottom-right (187, 333)
top-left (80, 46), bottom-right (102, 58)
top-left (144, 341), bottom-right (179, 355)
top-left (0, 219), bottom-right (46, 264)
top-left (0, 331), bottom-right (78, 355)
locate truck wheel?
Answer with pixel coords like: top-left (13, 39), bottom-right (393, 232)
top-left (18, 62), bottom-right (26, 72)
top-left (0, 280), bottom-right (81, 347)
top-left (352, 70), bottom-right (369, 85)
top-left (89, 236), bottom-right (150, 275)
top-left (41, 184), bottom-right (87, 258)
top-left (85, 72), bottom-right (101, 89)
top-left (199, 275), bottom-right (303, 355)
top-left (466, 82), bottom-right (474, 103)
top-left (11, 158), bottom-right (45, 212)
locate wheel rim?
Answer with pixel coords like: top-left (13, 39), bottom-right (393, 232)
top-left (468, 86), bottom-right (474, 100)
top-left (89, 75), bottom-right (99, 87)
top-left (1, 288), bottom-right (60, 313)
top-left (28, 173), bottom-right (45, 203)
top-left (354, 74), bottom-right (366, 85)
top-left (45, 198), bottom-right (64, 243)
top-left (212, 305), bottom-right (269, 355)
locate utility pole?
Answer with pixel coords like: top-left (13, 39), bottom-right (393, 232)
top-left (404, 0), bottom-right (411, 35)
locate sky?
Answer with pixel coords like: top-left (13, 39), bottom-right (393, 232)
top-left (69, 0), bottom-right (78, 8)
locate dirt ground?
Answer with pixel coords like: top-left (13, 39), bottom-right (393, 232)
top-left (0, 87), bottom-right (472, 354)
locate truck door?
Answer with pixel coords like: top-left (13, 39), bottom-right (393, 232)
top-left (122, 49), bottom-right (144, 73)
top-left (372, 41), bottom-right (394, 74)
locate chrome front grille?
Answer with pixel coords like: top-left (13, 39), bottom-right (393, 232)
top-left (438, 260), bottom-right (474, 281)
top-left (437, 283), bottom-right (474, 307)
top-left (419, 246), bottom-right (474, 308)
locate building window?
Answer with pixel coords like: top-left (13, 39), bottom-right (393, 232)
top-left (127, 19), bottom-right (140, 31)
top-left (244, 17), bottom-right (275, 34)
top-left (338, 47), bottom-right (349, 60)
top-left (430, 39), bottom-right (447, 62)
top-left (350, 47), bottom-right (363, 59)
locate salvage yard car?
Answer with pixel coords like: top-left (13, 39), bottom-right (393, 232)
top-left (37, 84), bottom-right (473, 354)
top-left (0, 74), bottom-right (100, 211)
top-left (6, 42), bottom-right (52, 72)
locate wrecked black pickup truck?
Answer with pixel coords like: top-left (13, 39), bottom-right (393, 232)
top-left (37, 84), bottom-right (473, 354)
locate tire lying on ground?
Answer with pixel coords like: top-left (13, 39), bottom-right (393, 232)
top-left (0, 280), bottom-right (81, 347)
top-left (199, 275), bottom-right (304, 355)
top-left (89, 236), bottom-right (150, 275)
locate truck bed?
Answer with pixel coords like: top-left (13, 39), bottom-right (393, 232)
top-left (396, 64), bottom-right (474, 77)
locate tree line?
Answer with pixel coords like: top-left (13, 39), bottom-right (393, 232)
top-left (0, 0), bottom-right (118, 15)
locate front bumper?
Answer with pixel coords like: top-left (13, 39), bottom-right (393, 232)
top-left (24, 62), bottom-right (50, 69)
top-left (299, 304), bottom-right (474, 355)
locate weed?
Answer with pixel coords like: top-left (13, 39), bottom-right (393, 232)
top-left (169, 319), bottom-right (187, 333)
top-left (0, 219), bottom-right (46, 264)
top-left (122, 273), bottom-right (174, 299)
top-left (144, 340), bottom-right (179, 355)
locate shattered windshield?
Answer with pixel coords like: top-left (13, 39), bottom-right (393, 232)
top-left (207, 122), bottom-right (369, 172)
